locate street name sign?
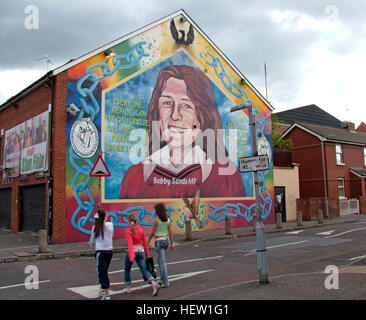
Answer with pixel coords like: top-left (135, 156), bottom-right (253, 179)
top-left (238, 155), bottom-right (269, 173)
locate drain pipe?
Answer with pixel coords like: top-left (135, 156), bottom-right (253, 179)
top-left (47, 75), bottom-right (55, 244)
top-left (321, 139), bottom-right (329, 219)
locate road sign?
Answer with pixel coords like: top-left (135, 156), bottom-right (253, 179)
top-left (238, 155), bottom-right (269, 173)
top-left (89, 155), bottom-right (111, 177)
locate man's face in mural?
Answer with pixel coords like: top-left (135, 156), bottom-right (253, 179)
top-left (158, 77), bottom-right (201, 148)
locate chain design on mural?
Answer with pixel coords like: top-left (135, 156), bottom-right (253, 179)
top-left (205, 52), bottom-right (273, 221)
top-left (69, 44), bottom-right (272, 236)
top-left (108, 206), bottom-right (175, 228)
top-left (70, 42), bottom-right (149, 235)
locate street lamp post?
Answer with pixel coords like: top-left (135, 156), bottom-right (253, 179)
top-left (98, 176), bottom-right (101, 208)
top-left (230, 103), bottom-right (269, 284)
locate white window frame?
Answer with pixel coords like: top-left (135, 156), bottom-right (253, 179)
top-left (364, 148), bottom-right (366, 167)
top-left (337, 178), bottom-right (345, 199)
top-left (335, 144), bottom-right (344, 165)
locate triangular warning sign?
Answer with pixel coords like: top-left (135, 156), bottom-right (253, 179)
top-left (90, 155), bottom-right (111, 177)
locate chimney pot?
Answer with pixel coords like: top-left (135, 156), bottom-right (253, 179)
top-left (347, 122), bottom-right (355, 131)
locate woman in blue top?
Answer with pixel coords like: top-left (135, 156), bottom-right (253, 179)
top-left (148, 203), bottom-right (174, 288)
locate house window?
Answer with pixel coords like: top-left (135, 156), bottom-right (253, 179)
top-left (364, 148), bottom-right (366, 166)
top-left (337, 178), bottom-right (345, 199)
top-left (335, 144), bottom-right (344, 165)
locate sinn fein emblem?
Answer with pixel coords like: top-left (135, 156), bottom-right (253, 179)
top-left (70, 118), bottom-right (98, 158)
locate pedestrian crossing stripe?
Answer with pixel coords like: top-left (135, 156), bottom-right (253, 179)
top-left (67, 269), bottom-right (214, 299)
top-left (89, 155), bottom-right (111, 177)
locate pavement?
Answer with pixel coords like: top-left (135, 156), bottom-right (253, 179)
top-left (1, 214), bottom-right (365, 264)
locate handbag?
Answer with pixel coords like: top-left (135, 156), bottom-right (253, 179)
top-left (145, 256), bottom-right (157, 279)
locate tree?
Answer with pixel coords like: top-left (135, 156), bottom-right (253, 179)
top-left (271, 114), bottom-right (293, 151)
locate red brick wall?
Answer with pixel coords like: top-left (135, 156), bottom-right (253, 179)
top-left (0, 83), bottom-right (51, 232)
top-left (51, 71), bottom-right (68, 243)
top-left (324, 142), bottom-right (365, 199)
top-left (296, 197), bottom-right (340, 221)
top-left (286, 128), bottom-right (325, 198)
top-left (360, 197), bottom-right (366, 214)
top-left (286, 127), bottom-right (366, 200)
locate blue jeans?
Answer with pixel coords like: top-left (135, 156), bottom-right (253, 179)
top-left (124, 251), bottom-right (154, 285)
top-left (155, 238), bottom-right (169, 286)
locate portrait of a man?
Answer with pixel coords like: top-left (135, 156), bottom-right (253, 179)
top-left (119, 65), bottom-right (246, 199)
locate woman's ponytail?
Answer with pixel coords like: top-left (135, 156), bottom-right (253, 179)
top-left (127, 214), bottom-right (137, 235)
top-left (94, 209), bottom-right (107, 239)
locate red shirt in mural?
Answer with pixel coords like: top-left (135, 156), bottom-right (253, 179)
top-left (119, 146), bottom-right (246, 199)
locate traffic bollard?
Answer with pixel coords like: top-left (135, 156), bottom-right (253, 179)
top-left (297, 211), bottom-right (303, 226)
top-left (185, 220), bottom-right (192, 241)
top-left (318, 209), bottom-right (324, 224)
top-left (38, 229), bottom-right (48, 253)
top-left (225, 217), bottom-right (232, 235)
top-left (276, 213), bottom-right (282, 229)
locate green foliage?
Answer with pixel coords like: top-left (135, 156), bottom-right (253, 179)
top-left (271, 114), bottom-right (293, 151)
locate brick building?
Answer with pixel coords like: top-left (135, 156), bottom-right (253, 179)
top-left (0, 10), bottom-right (275, 243)
top-left (275, 105), bottom-right (366, 217)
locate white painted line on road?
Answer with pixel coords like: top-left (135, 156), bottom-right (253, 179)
top-left (108, 255), bottom-right (223, 274)
top-left (316, 230), bottom-right (335, 236)
top-left (285, 230), bottom-right (304, 235)
top-left (325, 227), bottom-right (366, 239)
top-left (174, 278), bottom-right (259, 300)
top-left (242, 240), bottom-right (309, 256)
top-left (266, 240), bottom-right (309, 250)
top-left (68, 269), bottom-right (215, 299)
top-left (348, 255), bottom-right (366, 261)
top-left (174, 270), bottom-right (324, 300)
top-left (166, 255), bottom-right (223, 266)
top-left (0, 280), bottom-right (50, 290)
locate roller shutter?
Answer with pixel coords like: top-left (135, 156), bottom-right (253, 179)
top-left (20, 184), bottom-right (46, 233)
top-left (0, 188), bottom-right (11, 229)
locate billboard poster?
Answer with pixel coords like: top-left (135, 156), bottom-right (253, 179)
top-left (65, 14), bottom-right (274, 241)
top-left (3, 111), bottom-right (49, 177)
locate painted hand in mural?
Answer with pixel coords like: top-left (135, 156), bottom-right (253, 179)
top-left (182, 189), bottom-right (202, 229)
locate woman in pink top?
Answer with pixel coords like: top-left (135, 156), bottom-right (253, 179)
top-left (124, 214), bottom-right (160, 296)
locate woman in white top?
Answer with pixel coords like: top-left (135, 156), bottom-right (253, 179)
top-left (89, 209), bottom-right (114, 300)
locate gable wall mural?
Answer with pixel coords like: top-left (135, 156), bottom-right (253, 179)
top-left (66, 15), bottom-right (274, 241)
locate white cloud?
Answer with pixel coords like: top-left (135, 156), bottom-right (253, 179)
top-left (273, 43), bottom-right (366, 127)
top-left (0, 1), bottom-right (365, 129)
top-left (269, 8), bottom-right (342, 32)
top-left (0, 69), bottom-right (44, 104)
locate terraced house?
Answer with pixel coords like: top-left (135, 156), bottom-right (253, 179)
top-left (275, 104), bottom-right (366, 218)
